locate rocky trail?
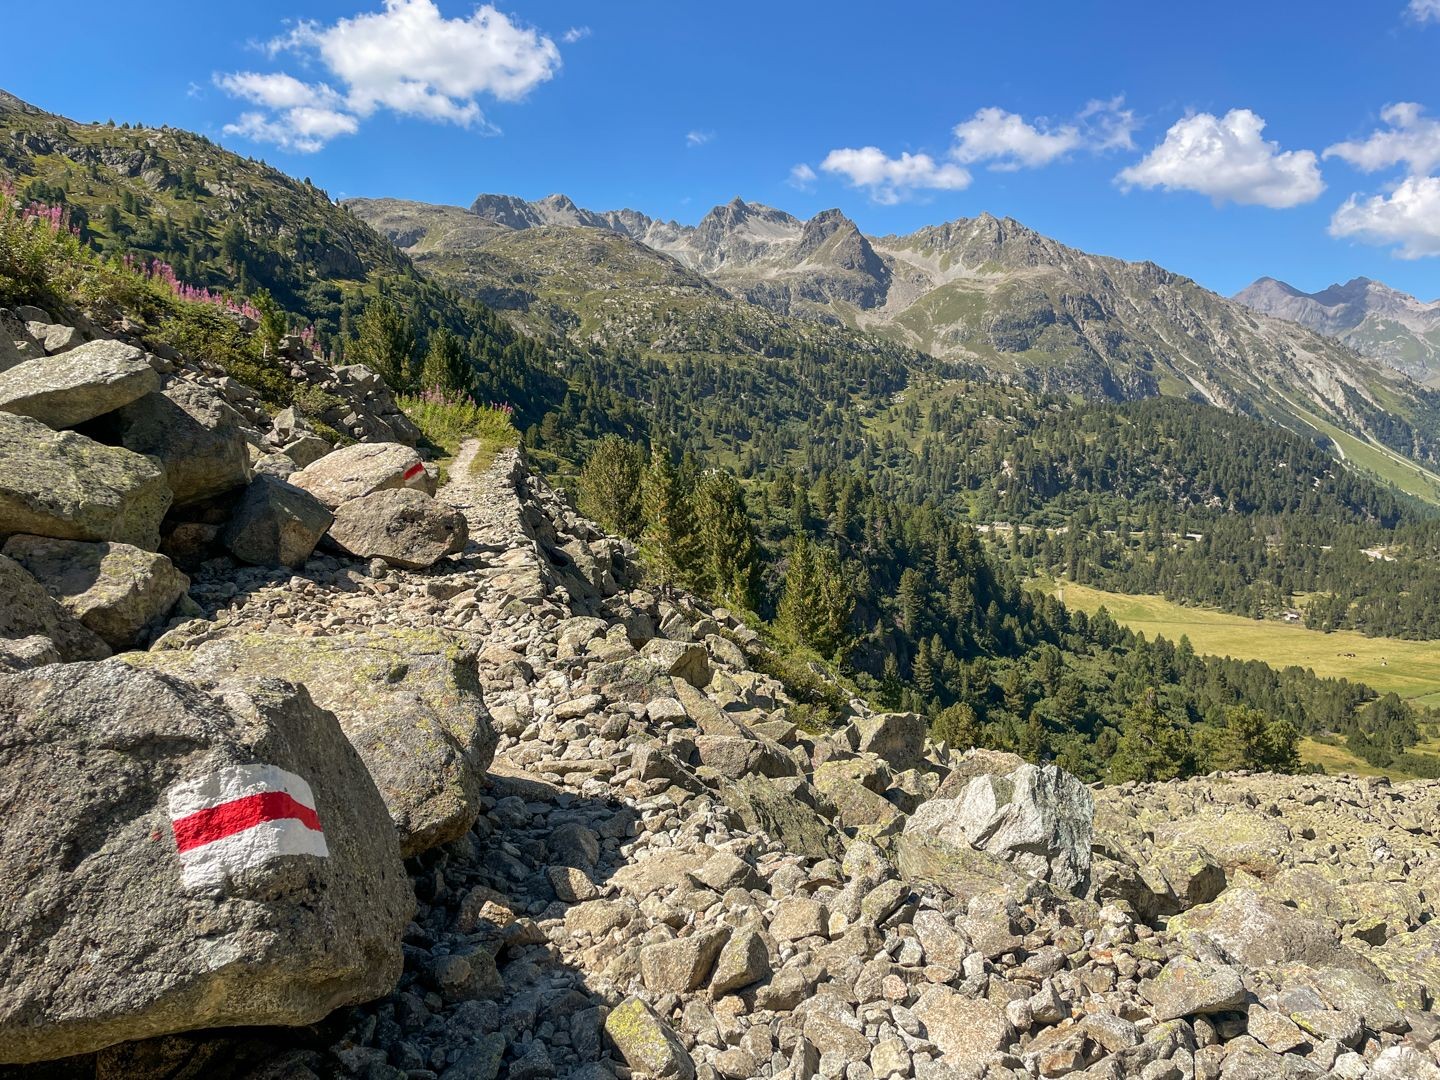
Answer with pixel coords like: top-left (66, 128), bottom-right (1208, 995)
top-left (1, 305), bottom-right (1439, 1080)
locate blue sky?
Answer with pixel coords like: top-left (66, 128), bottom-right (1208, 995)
top-left (5, 0), bottom-right (1440, 298)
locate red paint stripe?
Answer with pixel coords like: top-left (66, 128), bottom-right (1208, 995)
top-left (172, 791), bottom-right (322, 852)
top-left (403, 462), bottom-right (425, 480)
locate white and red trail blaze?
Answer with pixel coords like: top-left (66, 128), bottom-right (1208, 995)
top-left (166, 764), bottom-right (329, 887)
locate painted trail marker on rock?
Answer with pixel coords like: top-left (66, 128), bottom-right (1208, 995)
top-left (168, 763), bottom-right (328, 887)
top-left (402, 461), bottom-right (427, 487)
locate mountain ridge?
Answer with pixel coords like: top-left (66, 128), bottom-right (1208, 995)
top-left (1236, 275), bottom-right (1440, 384)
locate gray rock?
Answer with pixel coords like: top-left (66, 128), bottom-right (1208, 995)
top-left (604, 996), bottom-right (695, 1080)
top-left (720, 775), bottom-right (844, 862)
top-left (0, 308), bottom-right (43, 373)
top-left (0, 552), bottom-right (110, 663)
top-left (327, 487), bottom-right (467, 569)
top-left (0, 340), bottom-right (158, 428)
top-left (221, 475), bottom-right (334, 569)
top-left (26, 322), bottom-right (82, 355)
top-left (137, 628), bottom-right (495, 856)
top-left (1, 535), bottom-right (189, 650)
top-left (910, 987), bottom-right (1012, 1075)
top-left (0, 412), bottom-right (171, 548)
top-left (290, 441), bottom-right (432, 509)
top-left (906, 754), bottom-right (1093, 895)
top-left (0, 660), bottom-right (412, 1064)
top-left (854, 712), bottom-right (928, 772)
top-left (641, 928), bottom-right (729, 993)
top-left (1139, 957), bottom-right (1247, 1020)
top-left (709, 925), bottom-right (771, 996)
top-left (281, 435), bottom-right (332, 468)
top-left (106, 383), bottom-right (251, 505)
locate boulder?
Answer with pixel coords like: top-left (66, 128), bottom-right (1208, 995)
top-left (0, 412), bottom-right (171, 548)
top-left (221, 475), bottom-right (333, 569)
top-left (26, 321), bottom-right (82, 355)
top-left (1, 535), bottom-right (189, 650)
top-left (854, 712), bottom-right (928, 772)
top-left (0, 660), bottom-right (412, 1064)
top-left (911, 986), bottom-right (1013, 1074)
top-left (0, 340), bottom-right (158, 428)
top-left (103, 383), bottom-right (251, 506)
top-left (1169, 888), bottom-right (1362, 971)
top-left (720, 775), bottom-right (845, 862)
top-left (290, 441), bottom-right (432, 509)
top-left (1140, 957), bottom-right (1248, 1020)
top-left (604, 997), bottom-right (695, 1080)
top-left (0, 308), bottom-right (43, 373)
top-left (906, 754), bottom-right (1093, 895)
top-left (281, 435), bottom-right (332, 468)
top-left (327, 487), bottom-right (468, 569)
top-left (0, 553), bottom-right (110, 664)
top-left (136, 627), bottom-right (495, 856)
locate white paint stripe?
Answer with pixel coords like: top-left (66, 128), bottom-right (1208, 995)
top-left (167, 763), bottom-right (318, 820)
top-left (176, 818), bottom-right (331, 888)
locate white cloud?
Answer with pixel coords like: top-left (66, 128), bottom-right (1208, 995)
top-left (820, 146), bottom-right (971, 204)
top-left (1117, 109), bottom-right (1324, 208)
top-left (562, 26), bottom-right (590, 43)
top-left (1330, 175), bottom-right (1440, 258)
top-left (1408, 0), bottom-right (1440, 21)
top-left (788, 163), bottom-right (817, 190)
top-left (949, 98), bottom-right (1136, 171)
top-left (1325, 102), bottom-right (1440, 176)
top-left (686, 130), bottom-right (714, 147)
top-left (951, 108), bottom-right (1081, 170)
top-left (1079, 96), bottom-right (1139, 151)
top-left (218, 0), bottom-right (560, 151)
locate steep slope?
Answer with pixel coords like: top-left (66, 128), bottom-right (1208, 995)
top-left (1236, 276), bottom-right (1440, 385)
top-left (351, 193), bottom-right (1440, 475)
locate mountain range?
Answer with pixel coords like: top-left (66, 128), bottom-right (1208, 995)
top-left (349, 191), bottom-right (1440, 479)
top-left (1235, 276), bottom-right (1440, 386)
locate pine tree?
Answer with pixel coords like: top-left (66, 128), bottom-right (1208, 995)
top-left (420, 327), bottom-right (468, 393)
top-left (351, 299), bottom-right (415, 390)
top-left (641, 443), bottom-right (692, 588)
top-left (578, 435), bottom-right (644, 539)
top-left (692, 469), bottom-right (759, 611)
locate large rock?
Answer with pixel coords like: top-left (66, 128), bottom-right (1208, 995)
top-left (0, 308), bottom-right (43, 373)
top-left (103, 382), bottom-right (251, 506)
top-left (0, 412), bottom-right (171, 548)
top-left (3, 535), bottom-right (189, 650)
top-left (720, 775), bottom-right (845, 862)
top-left (0, 553), bottom-right (110, 665)
top-left (853, 711), bottom-right (928, 772)
top-left (0, 340), bottom-right (158, 428)
top-left (290, 441), bottom-right (432, 509)
top-left (221, 475), bottom-right (333, 568)
top-left (911, 986), bottom-right (1013, 1074)
top-left (137, 628), bottom-right (495, 856)
top-left (0, 660), bottom-right (412, 1064)
top-left (1169, 887), bottom-right (1367, 972)
top-left (906, 754), bottom-right (1093, 895)
top-left (1140, 957), bottom-right (1248, 1020)
top-left (327, 487), bottom-right (467, 569)
top-left (604, 997), bottom-right (696, 1080)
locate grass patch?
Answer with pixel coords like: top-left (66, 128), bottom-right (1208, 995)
top-left (398, 390), bottom-right (519, 476)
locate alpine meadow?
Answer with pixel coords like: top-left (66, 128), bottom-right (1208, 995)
top-left (2, 4), bottom-right (1440, 1079)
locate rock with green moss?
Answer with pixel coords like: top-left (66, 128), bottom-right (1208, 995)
top-left (0, 340), bottom-right (158, 429)
top-left (133, 627), bottom-right (494, 856)
top-left (0, 412), bottom-right (171, 548)
top-left (720, 775), bottom-right (844, 862)
top-left (603, 996), bottom-right (695, 1080)
top-left (1140, 956), bottom-right (1247, 1020)
top-left (1, 535), bottom-right (188, 650)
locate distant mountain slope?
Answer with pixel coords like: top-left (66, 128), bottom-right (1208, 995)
top-left (1236, 276), bottom-right (1440, 385)
top-left (351, 192), bottom-right (1440, 474)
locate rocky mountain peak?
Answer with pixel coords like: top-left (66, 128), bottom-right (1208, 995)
top-left (467, 192), bottom-right (545, 229)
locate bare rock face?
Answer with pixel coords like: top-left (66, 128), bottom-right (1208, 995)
top-left (103, 382), bottom-right (252, 506)
top-left (2, 535), bottom-right (189, 650)
top-left (137, 628), bottom-right (495, 856)
top-left (221, 475), bottom-right (333, 569)
top-left (327, 487), bottom-right (467, 569)
top-left (0, 660), bottom-right (412, 1065)
top-left (905, 752), bottom-right (1094, 896)
top-left (0, 340), bottom-right (158, 428)
top-left (290, 441), bottom-right (433, 509)
top-left (0, 552), bottom-right (110, 666)
top-left (0, 412), bottom-right (171, 548)
top-left (0, 307), bottom-right (44, 373)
